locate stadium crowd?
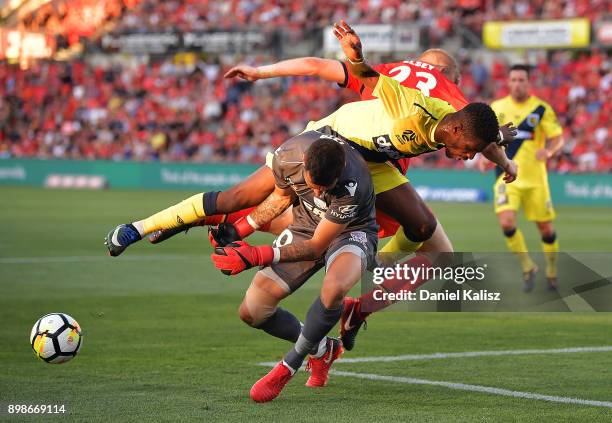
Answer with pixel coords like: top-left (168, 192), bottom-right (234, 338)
top-left (0, 50), bottom-right (609, 172)
top-left (108, 0), bottom-right (610, 51)
top-left (17, 1), bottom-right (611, 47)
top-left (4, 0), bottom-right (611, 172)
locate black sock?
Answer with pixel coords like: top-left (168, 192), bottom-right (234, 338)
top-left (126, 223), bottom-right (142, 240)
top-left (283, 297), bottom-right (343, 371)
top-left (255, 308), bottom-right (301, 343)
top-left (203, 191), bottom-right (220, 216)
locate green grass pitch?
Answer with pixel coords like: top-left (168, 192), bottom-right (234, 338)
top-left (1, 186), bottom-right (611, 422)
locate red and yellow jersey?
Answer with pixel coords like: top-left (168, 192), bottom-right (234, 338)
top-left (340, 60), bottom-right (469, 174)
top-left (491, 95), bottom-right (563, 187)
top-left (304, 75), bottom-right (456, 162)
top-left (342, 60), bottom-right (468, 109)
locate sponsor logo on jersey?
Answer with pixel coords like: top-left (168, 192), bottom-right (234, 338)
top-left (349, 231), bottom-right (368, 245)
top-left (372, 134), bottom-right (404, 160)
top-left (345, 181), bottom-right (358, 196)
top-left (526, 113), bottom-right (541, 128)
top-left (396, 130), bottom-right (416, 145)
top-left (329, 204), bottom-right (358, 219)
top-left (338, 205), bottom-right (358, 214)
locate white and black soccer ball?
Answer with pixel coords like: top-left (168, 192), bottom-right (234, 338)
top-left (30, 313), bottom-right (82, 364)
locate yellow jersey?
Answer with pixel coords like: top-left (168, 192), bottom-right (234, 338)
top-left (304, 74), bottom-right (456, 162)
top-left (491, 95), bottom-right (562, 187)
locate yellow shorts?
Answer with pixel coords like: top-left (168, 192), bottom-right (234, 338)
top-left (266, 153), bottom-right (408, 195)
top-left (493, 177), bottom-right (555, 222)
top-left (367, 161), bottom-right (409, 194)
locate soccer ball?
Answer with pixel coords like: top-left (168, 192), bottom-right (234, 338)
top-left (30, 313), bottom-right (82, 364)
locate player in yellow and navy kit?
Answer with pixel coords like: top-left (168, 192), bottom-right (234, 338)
top-left (490, 65), bottom-right (564, 291)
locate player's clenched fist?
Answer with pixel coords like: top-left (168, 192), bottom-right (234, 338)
top-left (208, 217), bottom-right (257, 248)
top-left (332, 20), bottom-right (363, 63)
top-left (208, 223), bottom-right (240, 248)
top-left (211, 241), bottom-right (275, 276)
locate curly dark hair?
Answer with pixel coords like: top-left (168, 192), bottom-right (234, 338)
top-left (462, 102), bottom-right (499, 146)
top-left (304, 138), bottom-right (346, 187)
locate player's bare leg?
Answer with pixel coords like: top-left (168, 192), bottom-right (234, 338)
top-left (498, 210), bottom-right (537, 291)
top-left (251, 252), bottom-right (361, 402)
top-left (238, 272), bottom-right (301, 342)
top-left (417, 219), bottom-right (453, 253)
top-left (536, 220), bottom-right (559, 290)
top-left (374, 182), bottom-right (438, 264)
top-left (105, 166), bottom-right (276, 256)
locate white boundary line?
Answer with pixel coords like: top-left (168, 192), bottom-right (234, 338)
top-left (335, 345), bottom-right (612, 363)
top-left (0, 255), bottom-right (198, 264)
top-left (256, 346), bottom-right (612, 407)
top-left (330, 370), bottom-right (612, 408)
top-left (258, 345), bottom-right (612, 367)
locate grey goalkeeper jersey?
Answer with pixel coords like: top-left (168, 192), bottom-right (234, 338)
top-left (271, 130), bottom-right (378, 236)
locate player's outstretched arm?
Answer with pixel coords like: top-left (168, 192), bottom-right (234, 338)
top-left (332, 20), bottom-right (379, 91)
top-left (224, 57), bottom-right (345, 84)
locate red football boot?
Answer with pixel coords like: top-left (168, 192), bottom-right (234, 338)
top-left (339, 297), bottom-right (367, 351)
top-left (250, 361), bottom-right (294, 403)
top-left (305, 338), bottom-right (344, 387)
